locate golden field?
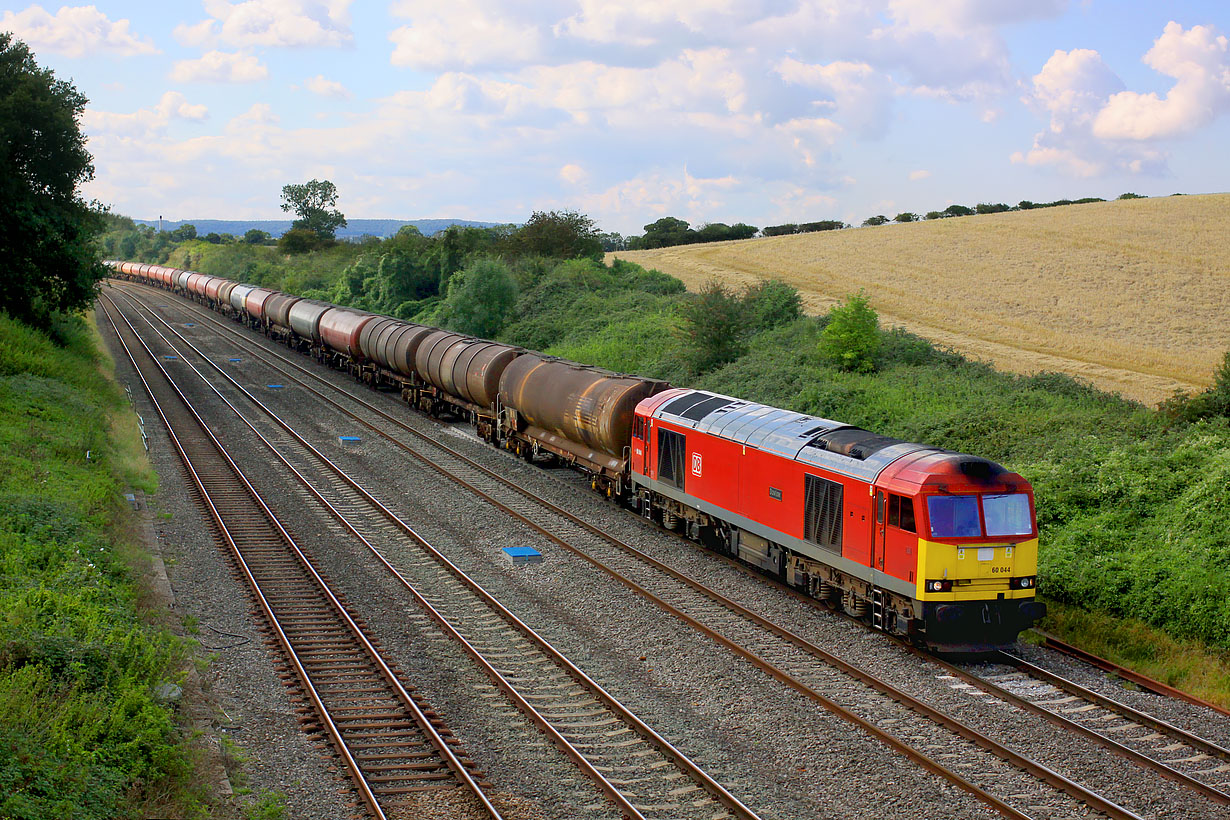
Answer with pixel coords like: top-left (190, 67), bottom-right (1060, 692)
top-left (610, 193), bottom-right (1230, 405)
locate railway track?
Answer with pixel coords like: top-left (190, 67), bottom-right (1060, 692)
top-left (109, 280), bottom-right (1212, 820)
top-left (97, 293), bottom-right (501, 820)
top-left (105, 286), bottom-right (764, 820)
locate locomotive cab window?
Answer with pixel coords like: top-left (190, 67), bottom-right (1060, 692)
top-left (983, 493), bottom-right (1032, 537)
top-left (803, 475), bottom-right (843, 552)
top-left (927, 495), bottom-right (981, 538)
top-left (887, 494), bottom-right (917, 533)
top-left (632, 416), bottom-right (645, 440)
top-left (657, 428), bottom-right (686, 490)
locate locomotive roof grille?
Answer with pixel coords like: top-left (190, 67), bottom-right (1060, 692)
top-left (679, 395), bottom-right (737, 420)
top-left (662, 391), bottom-right (715, 416)
top-left (805, 427), bottom-right (905, 461)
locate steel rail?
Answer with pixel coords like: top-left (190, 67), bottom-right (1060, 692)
top-left (1032, 632), bottom-right (1230, 718)
top-left (110, 285), bottom-right (762, 820)
top-left (901, 647), bottom-right (1230, 805)
top-left (99, 292), bottom-right (501, 820)
top-left (116, 280), bottom-right (1147, 820)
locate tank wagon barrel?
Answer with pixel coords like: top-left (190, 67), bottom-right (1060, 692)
top-left (498, 354), bottom-right (668, 478)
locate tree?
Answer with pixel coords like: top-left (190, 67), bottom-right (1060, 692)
top-left (975, 202), bottom-right (1011, 215)
top-left (862, 215), bottom-right (888, 226)
top-left (819, 292), bottom-right (881, 372)
top-left (441, 257), bottom-right (518, 338)
top-left (942, 204), bottom-right (975, 217)
top-left (924, 211), bottom-right (943, 220)
top-left (243, 228), bottom-right (272, 244)
top-left (680, 280), bottom-right (748, 373)
top-left (642, 216), bottom-right (696, 248)
top-left (169, 223), bottom-right (197, 241)
top-left (508, 210), bottom-right (601, 259)
top-left (0, 33), bottom-right (107, 327)
top-left (893, 212), bottom-right (917, 223)
top-left (277, 227), bottom-right (323, 254)
top-left (280, 178), bottom-right (347, 241)
top-left (743, 279), bottom-right (802, 332)
top-left (202, 232), bottom-right (222, 244)
top-left (1118, 192), bottom-right (1145, 200)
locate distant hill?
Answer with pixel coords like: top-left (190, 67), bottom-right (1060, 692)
top-left (133, 218), bottom-right (507, 239)
top-left (612, 193), bottom-right (1230, 405)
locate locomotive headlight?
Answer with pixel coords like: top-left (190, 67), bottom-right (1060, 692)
top-left (1012, 576), bottom-right (1036, 589)
top-left (926, 580), bottom-right (952, 592)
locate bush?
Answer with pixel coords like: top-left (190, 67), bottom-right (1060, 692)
top-left (439, 257), bottom-right (518, 338)
top-left (743, 279), bottom-right (802, 332)
top-left (679, 280), bottom-right (748, 374)
top-left (818, 292), bottom-right (881, 372)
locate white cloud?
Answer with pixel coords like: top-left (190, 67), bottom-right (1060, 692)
top-left (171, 50), bottom-right (268, 83)
top-left (1093, 22), bottom-right (1230, 140)
top-left (174, 0), bottom-right (353, 48)
top-left (580, 168), bottom-right (740, 225)
top-left (84, 91), bottom-right (208, 138)
top-left (1013, 47), bottom-right (1163, 176)
top-left (1, 4), bottom-right (158, 57)
top-left (389, 1), bottom-right (543, 70)
top-left (909, 169), bottom-right (930, 180)
top-left (777, 57), bottom-right (895, 138)
top-left (559, 163), bottom-right (587, 185)
top-left (305, 74), bottom-right (350, 98)
top-left (886, 0), bottom-right (1068, 34)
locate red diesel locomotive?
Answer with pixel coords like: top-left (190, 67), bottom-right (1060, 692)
top-left (629, 389), bottom-right (1044, 650)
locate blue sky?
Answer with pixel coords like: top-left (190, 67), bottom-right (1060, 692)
top-left (4, 1), bottom-right (1228, 234)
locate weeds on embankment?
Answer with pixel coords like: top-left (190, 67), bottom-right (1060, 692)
top-left (0, 313), bottom-right (204, 819)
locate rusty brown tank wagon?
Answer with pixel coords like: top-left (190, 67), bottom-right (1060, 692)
top-left (498, 354), bottom-right (669, 493)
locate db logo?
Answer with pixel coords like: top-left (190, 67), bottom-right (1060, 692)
top-left (691, 452), bottom-right (702, 477)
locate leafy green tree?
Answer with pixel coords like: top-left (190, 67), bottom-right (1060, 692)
top-left (975, 202), bottom-right (1011, 214)
top-left (642, 216), bottom-right (696, 248)
top-left (680, 280), bottom-right (748, 373)
top-left (280, 178), bottom-right (347, 240)
top-left (893, 212), bottom-right (917, 223)
top-left (743, 279), bottom-right (802, 332)
top-left (1118, 192), bottom-right (1145, 200)
top-left (819, 292), bottom-right (881, 372)
top-left (763, 224), bottom-right (799, 236)
top-left (0, 33), bottom-right (107, 327)
top-left (276, 227), bottom-right (323, 254)
top-left (243, 228), bottom-right (271, 244)
top-left (202, 232), bottom-right (222, 244)
top-left (862, 215), bottom-right (888, 226)
top-left (924, 211), bottom-right (943, 220)
top-left (169, 223), bottom-right (197, 241)
top-left (441, 257), bottom-right (518, 338)
top-left (942, 204), bottom-right (975, 217)
top-left (507, 210), bottom-right (601, 259)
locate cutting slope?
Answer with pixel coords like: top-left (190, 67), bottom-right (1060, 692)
top-left (611, 194), bottom-right (1230, 405)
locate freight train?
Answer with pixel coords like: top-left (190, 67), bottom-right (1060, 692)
top-left (107, 260), bottom-right (1045, 650)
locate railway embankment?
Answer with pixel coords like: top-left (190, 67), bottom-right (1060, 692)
top-left (0, 313), bottom-right (205, 817)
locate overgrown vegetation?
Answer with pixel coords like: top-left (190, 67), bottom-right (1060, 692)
top-left (0, 313), bottom-right (199, 819)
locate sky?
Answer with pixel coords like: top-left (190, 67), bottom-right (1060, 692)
top-left (4, 1), bottom-right (1229, 235)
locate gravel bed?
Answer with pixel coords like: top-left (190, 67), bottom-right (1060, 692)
top-left (122, 284), bottom-right (1230, 819)
top-left (96, 298), bottom-right (361, 820)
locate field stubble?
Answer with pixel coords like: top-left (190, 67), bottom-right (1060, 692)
top-left (611, 194), bottom-right (1230, 405)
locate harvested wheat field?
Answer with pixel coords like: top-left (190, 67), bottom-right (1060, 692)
top-left (611, 193), bottom-right (1230, 405)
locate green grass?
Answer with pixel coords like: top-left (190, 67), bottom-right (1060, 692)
top-left (0, 312), bottom-right (200, 819)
